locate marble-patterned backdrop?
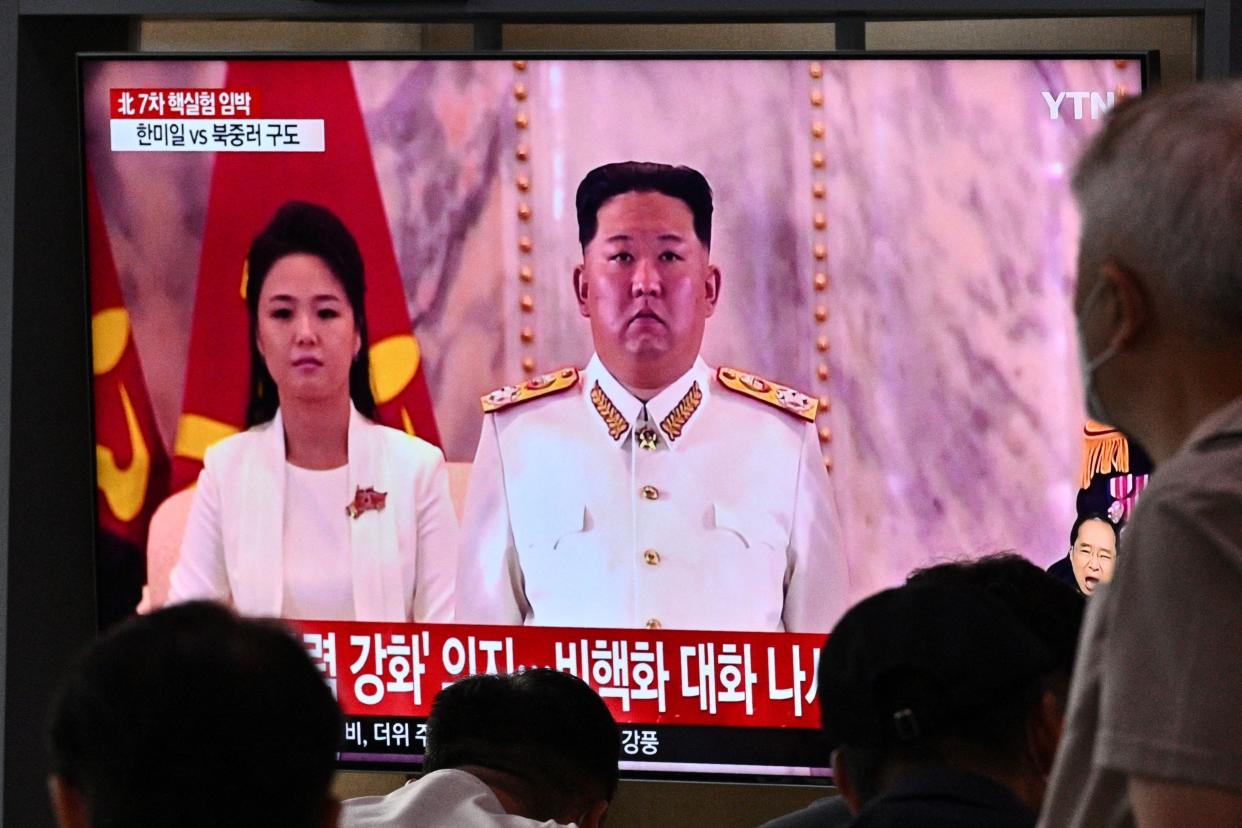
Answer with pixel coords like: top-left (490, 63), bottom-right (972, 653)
top-left (84, 56), bottom-right (1139, 603)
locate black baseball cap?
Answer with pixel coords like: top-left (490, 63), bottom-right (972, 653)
top-left (818, 582), bottom-right (1053, 750)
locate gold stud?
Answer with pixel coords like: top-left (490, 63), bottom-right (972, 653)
top-left (818, 395), bottom-right (831, 412)
top-left (513, 59), bottom-right (527, 71)
top-left (517, 203), bottom-right (532, 221)
top-left (643, 549), bottom-right (661, 566)
top-left (811, 121), bottom-right (825, 139)
top-left (813, 212), bottom-right (827, 230)
top-left (513, 81), bottom-right (528, 101)
top-left (516, 174), bottom-right (531, 192)
top-left (812, 182), bottom-right (826, 199)
top-left (812, 151), bottom-right (826, 169)
top-left (521, 356), bottom-right (536, 373)
top-left (520, 326), bottom-right (534, 343)
top-left (519, 265), bottom-right (534, 283)
top-left (515, 112), bottom-right (529, 129)
top-left (518, 236), bottom-right (533, 253)
top-left (815, 305), bottom-right (828, 322)
top-left (813, 243), bottom-right (827, 261)
top-left (813, 272), bottom-right (829, 291)
top-left (823, 456), bottom-right (833, 472)
top-left (515, 144), bottom-right (529, 162)
top-left (1114, 58), bottom-right (1129, 69)
top-left (520, 294), bottom-right (534, 312)
top-left (817, 363), bottom-right (830, 381)
top-left (818, 426), bottom-right (832, 443)
top-left (1116, 85), bottom-right (1129, 99)
top-left (816, 335), bottom-right (829, 352)
top-left (640, 485), bottom-right (660, 501)
top-left (645, 617), bottom-right (662, 629)
top-left (809, 61), bottom-right (823, 79)
top-left (810, 89), bottom-right (824, 107)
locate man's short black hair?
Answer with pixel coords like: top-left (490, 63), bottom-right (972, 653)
top-left (906, 553), bottom-right (1085, 678)
top-left (820, 582), bottom-right (1054, 806)
top-left (423, 669), bottom-right (620, 819)
top-left (1069, 511), bottom-right (1120, 548)
top-left (576, 161), bottom-right (714, 248)
top-left (47, 601), bottom-right (342, 828)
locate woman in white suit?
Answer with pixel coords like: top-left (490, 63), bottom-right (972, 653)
top-left (169, 201), bottom-right (456, 622)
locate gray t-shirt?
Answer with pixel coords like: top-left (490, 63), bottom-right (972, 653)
top-left (1039, 397), bottom-right (1242, 827)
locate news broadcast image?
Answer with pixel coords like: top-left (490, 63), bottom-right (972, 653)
top-left (81, 56), bottom-right (1143, 778)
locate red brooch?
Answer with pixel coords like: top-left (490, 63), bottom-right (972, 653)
top-left (346, 486), bottom-right (387, 519)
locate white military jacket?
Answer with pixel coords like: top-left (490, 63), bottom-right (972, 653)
top-left (456, 354), bottom-right (849, 633)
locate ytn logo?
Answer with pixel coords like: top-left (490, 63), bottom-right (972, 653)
top-left (1042, 91), bottom-right (1116, 120)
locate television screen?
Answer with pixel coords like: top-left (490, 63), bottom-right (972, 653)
top-left (80, 53), bottom-right (1145, 779)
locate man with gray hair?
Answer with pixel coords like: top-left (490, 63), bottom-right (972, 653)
top-left (1039, 82), bottom-right (1242, 826)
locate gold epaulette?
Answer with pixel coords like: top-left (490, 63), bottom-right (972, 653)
top-left (716, 366), bottom-right (818, 422)
top-left (480, 367), bottom-right (580, 413)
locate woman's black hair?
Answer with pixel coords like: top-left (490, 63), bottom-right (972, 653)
top-left (243, 201), bottom-right (377, 426)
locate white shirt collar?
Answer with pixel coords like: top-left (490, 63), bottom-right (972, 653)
top-left (582, 353), bottom-right (712, 450)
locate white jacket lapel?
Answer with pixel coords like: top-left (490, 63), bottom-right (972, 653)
top-left (347, 408), bottom-right (404, 621)
top-left (236, 411), bottom-right (286, 616)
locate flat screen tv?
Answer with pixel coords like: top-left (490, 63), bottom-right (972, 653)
top-left (79, 52), bottom-right (1147, 780)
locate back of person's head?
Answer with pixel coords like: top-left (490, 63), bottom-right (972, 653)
top-left (819, 582), bottom-right (1058, 813)
top-left (47, 601), bottom-right (342, 828)
top-left (906, 553), bottom-right (1085, 708)
top-left (423, 669), bottom-right (620, 823)
top-left (1073, 80), bottom-right (1242, 343)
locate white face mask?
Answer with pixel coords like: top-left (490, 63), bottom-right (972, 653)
top-left (1076, 276), bottom-right (1121, 423)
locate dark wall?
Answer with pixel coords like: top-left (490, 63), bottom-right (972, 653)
top-left (7, 17), bottom-right (131, 826)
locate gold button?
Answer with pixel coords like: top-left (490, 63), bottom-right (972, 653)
top-left (645, 617), bottom-right (662, 629)
top-left (643, 549), bottom-right (661, 566)
top-left (641, 485), bottom-right (659, 501)
top-left (812, 182), bottom-right (826, 199)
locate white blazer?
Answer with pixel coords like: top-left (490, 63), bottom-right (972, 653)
top-left (169, 406), bottom-right (457, 622)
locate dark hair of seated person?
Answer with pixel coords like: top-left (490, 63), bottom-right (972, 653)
top-left (821, 580), bottom-right (1063, 818)
top-left (47, 601), bottom-right (342, 828)
top-left (423, 668), bottom-right (621, 822)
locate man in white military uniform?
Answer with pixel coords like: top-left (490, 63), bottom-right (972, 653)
top-left (457, 162), bottom-right (848, 632)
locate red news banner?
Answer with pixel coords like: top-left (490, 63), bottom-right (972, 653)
top-left (290, 621), bottom-right (825, 730)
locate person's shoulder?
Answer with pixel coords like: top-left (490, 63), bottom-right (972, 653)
top-left (758, 796), bottom-right (853, 828)
top-left (713, 365), bottom-right (819, 424)
top-left (201, 419), bottom-right (277, 467)
top-left (362, 418), bottom-right (446, 465)
top-left (479, 367), bottom-right (582, 417)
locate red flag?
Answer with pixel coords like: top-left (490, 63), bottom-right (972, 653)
top-left (88, 167), bottom-right (172, 620)
top-left (172, 60), bottom-right (440, 491)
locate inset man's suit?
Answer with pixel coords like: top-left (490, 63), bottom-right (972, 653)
top-left (456, 354), bottom-right (849, 633)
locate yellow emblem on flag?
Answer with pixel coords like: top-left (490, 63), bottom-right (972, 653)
top-left (96, 383), bottom-right (150, 523)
